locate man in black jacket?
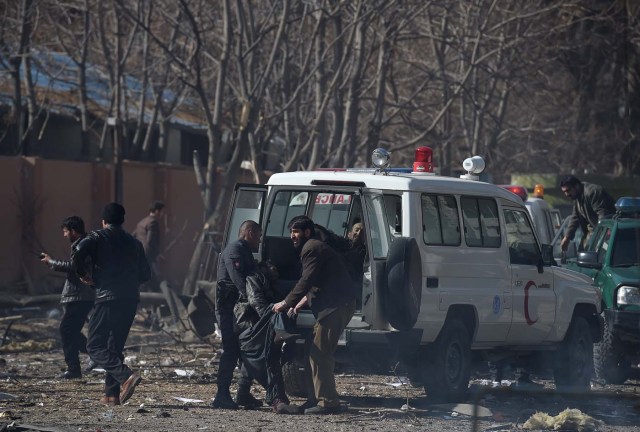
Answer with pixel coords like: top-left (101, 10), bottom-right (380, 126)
top-left (41, 216), bottom-right (95, 379)
top-left (211, 220), bottom-right (263, 410)
top-left (72, 203), bottom-right (150, 405)
top-left (560, 175), bottom-right (616, 251)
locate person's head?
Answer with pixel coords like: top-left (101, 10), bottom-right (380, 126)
top-left (101, 202), bottom-right (126, 227)
top-left (60, 216), bottom-right (85, 243)
top-left (288, 215), bottom-right (315, 251)
top-left (560, 175), bottom-right (582, 200)
top-left (149, 201), bottom-right (165, 217)
top-left (238, 220), bottom-right (262, 252)
top-left (348, 222), bottom-right (365, 244)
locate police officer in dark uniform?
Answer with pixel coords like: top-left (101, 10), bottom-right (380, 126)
top-left (211, 220), bottom-right (263, 410)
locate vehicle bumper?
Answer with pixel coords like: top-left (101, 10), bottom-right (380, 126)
top-left (605, 308), bottom-right (640, 343)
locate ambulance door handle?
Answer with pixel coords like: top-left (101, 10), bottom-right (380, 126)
top-left (426, 277), bottom-right (438, 288)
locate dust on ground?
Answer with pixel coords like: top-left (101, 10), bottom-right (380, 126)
top-left (1, 309), bottom-right (639, 432)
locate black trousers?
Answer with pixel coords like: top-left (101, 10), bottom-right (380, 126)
top-left (59, 301), bottom-right (93, 371)
top-left (215, 297), bottom-right (250, 395)
top-left (87, 299), bottom-right (138, 397)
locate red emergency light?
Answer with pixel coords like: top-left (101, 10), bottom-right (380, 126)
top-left (413, 146), bottom-right (433, 173)
top-left (500, 185), bottom-right (528, 201)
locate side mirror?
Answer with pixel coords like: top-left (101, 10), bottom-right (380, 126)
top-left (577, 251), bottom-right (602, 270)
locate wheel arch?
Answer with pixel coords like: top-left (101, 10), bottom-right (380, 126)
top-left (572, 303), bottom-right (602, 343)
top-left (443, 304), bottom-right (477, 342)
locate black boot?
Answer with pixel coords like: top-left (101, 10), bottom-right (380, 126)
top-left (211, 391), bottom-right (238, 410)
top-left (235, 384), bottom-right (263, 409)
top-left (58, 369), bottom-right (82, 379)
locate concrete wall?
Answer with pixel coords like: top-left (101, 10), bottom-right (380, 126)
top-left (0, 156), bottom-right (209, 294)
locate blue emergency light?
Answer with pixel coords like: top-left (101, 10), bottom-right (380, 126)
top-left (615, 197), bottom-right (640, 216)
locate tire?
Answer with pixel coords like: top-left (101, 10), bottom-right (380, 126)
top-left (423, 320), bottom-right (471, 403)
top-left (553, 316), bottom-right (593, 391)
top-left (282, 360), bottom-right (307, 398)
top-left (594, 317), bottom-right (631, 385)
top-left (384, 237), bottom-right (422, 331)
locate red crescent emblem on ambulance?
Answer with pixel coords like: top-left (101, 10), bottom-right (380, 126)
top-left (524, 280), bottom-right (538, 325)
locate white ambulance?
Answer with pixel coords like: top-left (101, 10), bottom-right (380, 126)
top-left (222, 147), bottom-right (602, 402)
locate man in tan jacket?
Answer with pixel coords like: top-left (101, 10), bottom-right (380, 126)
top-left (273, 215), bottom-right (355, 415)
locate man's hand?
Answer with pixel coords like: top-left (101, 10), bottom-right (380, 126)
top-left (272, 300), bottom-right (288, 313)
top-left (560, 236), bottom-right (570, 252)
top-left (40, 253), bottom-right (51, 264)
top-left (80, 275), bottom-right (95, 286)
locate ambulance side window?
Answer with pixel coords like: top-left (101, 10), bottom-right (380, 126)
top-left (266, 191), bottom-right (308, 237)
top-left (421, 194), bottom-right (460, 246)
top-left (364, 194), bottom-right (391, 259)
top-left (461, 197), bottom-right (501, 248)
top-left (383, 194), bottom-right (402, 237)
top-left (503, 208), bottom-right (540, 265)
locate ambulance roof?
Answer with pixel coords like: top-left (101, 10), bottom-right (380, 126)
top-left (267, 170), bottom-right (523, 205)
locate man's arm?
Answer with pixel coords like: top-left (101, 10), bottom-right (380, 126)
top-left (224, 243), bottom-right (251, 298)
top-left (71, 236), bottom-right (96, 277)
top-left (564, 204), bottom-right (580, 240)
top-left (42, 254), bottom-right (72, 273)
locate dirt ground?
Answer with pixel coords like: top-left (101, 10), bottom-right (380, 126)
top-left (1, 308), bottom-right (639, 432)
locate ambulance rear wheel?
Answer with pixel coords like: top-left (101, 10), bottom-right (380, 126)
top-left (423, 320), bottom-right (471, 402)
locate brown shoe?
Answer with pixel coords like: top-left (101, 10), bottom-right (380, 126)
top-left (100, 396), bottom-right (121, 406)
top-left (120, 372), bottom-right (142, 403)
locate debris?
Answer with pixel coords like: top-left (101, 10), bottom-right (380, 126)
top-left (0, 423), bottom-right (73, 432)
top-left (103, 409), bottom-right (115, 421)
top-left (0, 340), bottom-right (55, 353)
top-left (0, 393), bottom-right (17, 400)
top-left (0, 410), bottom-right (16, 419)
top-left (483, 424), bottom-right (514, 432)
top-left (172, 397), bottom-right (204, 404)
top-left (124, 355), bottom-right (137, 363)
top-left (156, 411), bottom-right (171, 418)
top-left (160, 358), bottom-right (175, 366)
top-left (384, 382), bottom-right (406, 387)
top-left (174, 369), bottom-right (195, 377)
top-left (523, 408), bottom-right (603, 432)
top-left (430, 403), bottom-right (493, 418)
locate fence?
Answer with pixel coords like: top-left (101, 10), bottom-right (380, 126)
top-left (0, 156), bottom-right (219, 296)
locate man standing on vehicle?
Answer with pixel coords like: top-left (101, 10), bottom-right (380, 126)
top-left (273, 215), bottom-right (356, 415)
top-left (72, 203), bottom-right (150, 405)
top-left (560, 175), bottom-right (616, 251)
top-left (41, 216), bottom-right (96, 379)
top-left (211, 220), bottom-right (263, 410)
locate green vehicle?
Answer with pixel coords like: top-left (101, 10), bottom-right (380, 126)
top-left (568, 197), bottom-right (640, 384)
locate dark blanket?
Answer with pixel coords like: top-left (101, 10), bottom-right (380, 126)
top-left (238, 311), bottom-right (296, 403)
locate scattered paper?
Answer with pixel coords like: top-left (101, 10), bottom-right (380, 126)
top-left (172, 397), bottom-right (204, 403)
top-left (174, 369), bottom-right (196, 377)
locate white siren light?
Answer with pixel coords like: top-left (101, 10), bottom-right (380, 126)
top-left (372, 148), bottom-right (391, 169)
top-left (460, 156), bottom-right (485, 180)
